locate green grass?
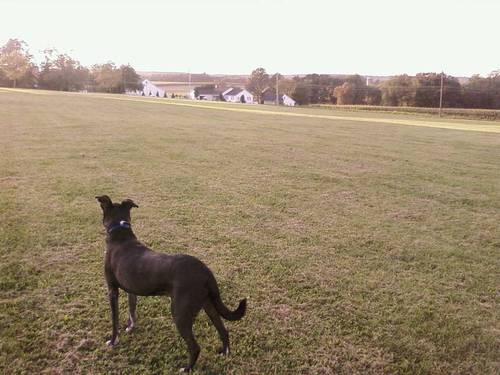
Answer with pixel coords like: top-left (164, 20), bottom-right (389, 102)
top-left (0, 90), bottom-right (499, 374)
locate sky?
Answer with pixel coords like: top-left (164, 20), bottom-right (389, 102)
top-left (1, 0), bottom-right (499, 77)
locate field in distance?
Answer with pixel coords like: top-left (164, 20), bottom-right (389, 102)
top-left (0, 89), bottom-right (499, 374)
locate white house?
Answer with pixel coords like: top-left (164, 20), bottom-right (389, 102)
top-left (127, 79), bottom-right (166, 97)
top-left (189, 86), bottom-right (222, 101)
top-left (222, 87), bottom-right (254, 103)
top-left (262, 89), bottom-right (296, 106)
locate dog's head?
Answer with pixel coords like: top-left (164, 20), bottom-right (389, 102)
top-left (95, 195), bottom-right (138, 227)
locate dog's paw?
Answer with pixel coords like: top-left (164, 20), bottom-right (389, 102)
top-left (218, 347), bottom-right (230, 356)
top-left (125, 316), bottom-right (136, 333)
top-left (106, 338), bottom-right (119, 348)
top-left (125, 323), bottom-right (135, 333)
top-left (179, 367), bottom-right (191, 373)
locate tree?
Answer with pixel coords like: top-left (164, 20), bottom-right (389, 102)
top-left (38, 49), bottom-right (89, 91)
top-left (345, 75), bottom-right (367, 104)
top-left (365, 86), bottom-right (382, 105)
top-left (333, 82), bottom-right (356, 105)
top-left (329, 75), bottom-right (369, 105)
top-left (380, 75), bottom-right (416, 106)
top-left (119, 64), bottom-right (142, 93)
top-left (246, 67), bottom-right (269, 104)
top-left (303, 74), bottom-right (327, 104)
top-left (463, 72), bottom-right (500, 109)
top-left (0, 68), bottom-right (8, 87)
top-left (268, 73), bottom-right (297, 97)
top-left (0, 39), bottom-right (35, 88)
top-left (488, 71), bottom-right (500, 109)
top-left (291, 81), bottom-right (311, 105)
top-left (293, 74), bottom-right (341, 104)
top-left (278, 77), bottom-right (297, 97)
top-left (463, 75), bottom-right (489, 108)
top-left (414, 73), bottom-right (462, 108)
top-left (91, 63), bottom-right (122, 93)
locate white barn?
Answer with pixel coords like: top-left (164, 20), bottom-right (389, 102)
top-left (282, 94), bottom-right (296, 106)
top-left (127, 79), bottom-right (166, 97)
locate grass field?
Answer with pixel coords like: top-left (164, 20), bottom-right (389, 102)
top-left (0, 89), bottom-right (499, 374)
top-left (312, 104), bottom-right (500, 121)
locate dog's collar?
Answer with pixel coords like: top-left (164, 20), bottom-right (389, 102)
top-left (107, 220), bottom-right (131, 234)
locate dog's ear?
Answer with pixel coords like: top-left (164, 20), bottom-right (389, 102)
top-left (121, 199), bottom-right (139, 209)
top-left (95, 195), bottom-right (113, 211)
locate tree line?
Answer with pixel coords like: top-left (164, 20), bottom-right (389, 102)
top-left (246, 68), bottom-right (500, 109)
top-left (2, 38), bottom-right (499, 109)
top-left (0, 39), bottom-right (142, 93)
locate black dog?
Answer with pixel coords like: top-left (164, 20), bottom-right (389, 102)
top-left (96, 195), bottom-right (246, 372)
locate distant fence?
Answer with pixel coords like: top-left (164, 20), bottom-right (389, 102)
top-left (310, 104), bottom-right (500, 121)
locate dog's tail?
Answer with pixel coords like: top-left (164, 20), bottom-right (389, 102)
top-left (207, 274), bottom-right (246, 321)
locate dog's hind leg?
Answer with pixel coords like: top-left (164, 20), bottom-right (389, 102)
top-left (171, 296), bottom-right (202, 372)
top-left (106, 286), bottom-right (119, 347)
top-left (204, 300), bottom-right (230, 355)
top-left (126, 293), bottom-right (137, 333)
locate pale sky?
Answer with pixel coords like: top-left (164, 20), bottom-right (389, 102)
top-left (1, 0), bottom-right (499, 77)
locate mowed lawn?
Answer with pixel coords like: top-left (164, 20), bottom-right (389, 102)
top-left (0, 90), bottom-right (499, 375)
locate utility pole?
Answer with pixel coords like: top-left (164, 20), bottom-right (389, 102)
top-left (275, 73), bottom-right (279, 106)
top-left (122, 68), bottom-right (125, 94)
top-left (439, 72), bottom-right (444, 117)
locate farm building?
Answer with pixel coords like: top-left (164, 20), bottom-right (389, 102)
top-left (127, 79), bottom-right (166, 97)
top-left (262, 89), bottom-right (296, 106)
top-left (189, 86), bottom-right (222, 101)
top-left (190, 86), bottom-right (254, 103)
top-left (222, 87), bottom-right (254, 103)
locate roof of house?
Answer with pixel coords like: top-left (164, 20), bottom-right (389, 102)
top-left (195, 86), bottom-right (221, 95)
top-left (224, 87), bottom-right (247, 96)
top-left (262, 89), bottom-right (295, 102)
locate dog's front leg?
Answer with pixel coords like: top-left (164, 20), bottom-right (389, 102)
top-left (126, 293), bottom-right (137, 332)
top-left (107, 286), bottom-right (119, 347)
